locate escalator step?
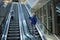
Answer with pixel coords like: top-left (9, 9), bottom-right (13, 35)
top-left (9, 28), bottom-right (19, 31)
top-left (10, 24), bottom-right (18, 26)
top-left (9, 31), bottom-right (19, 33)
top-left (7, 37), bottom-right (20, 40)
top-left (9, 27), bottom-right (19, 29)
top-left (9, 26), bottom-right (18, 27)
top-left (35, 32), bottom-right (39, 35)
top-left (8, 31), bottom-right (19, 34)
top-left (7, 34), bottom-right (20, 37)
top-left (34, 35), bottom-right (40, 37)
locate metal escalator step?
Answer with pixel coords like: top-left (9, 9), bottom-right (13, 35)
top-left (8, 31), bottom-right (19, 34)
top-left (9, 24), bottom-right (19, 26)
top-left (10, 22), bottom-right (18, 24)
top-left (8, 34), bottom-right (19, 37)
top-left (9, 27), bottom-right (19, 28)
top-left (34, 30), bottom-right (38, 32)
top-left (7, 37), bottom-right (20, 40)
top-left (35, 32), bottom-right (39, 35)
top-left (9, 27), bottom-right (19, 29)
top-left (34, 35), bottom-right (40, 37)
top-left (9, 31), bottom-right (19, 33)
top-left (9, 26), bottom-right (19, 28)
top-left (9, 28), bottom-right (19, 30)
top-left (10, 24), bottom-right (18, 25)
top-left (9, 26), bottom-right (18, 27)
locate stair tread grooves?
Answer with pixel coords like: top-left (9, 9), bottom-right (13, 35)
top-left (9, 28), bottom-right (19, 29)
top-left (7, 37), bottom-right (19, 39)
top-left (10, 22), bottom-right (18, 23)
top-left (8, 34), bottom-right (19, 35)
top-left (9, 26), bottom-right (18, 27)
top-left (9, 26), bottom-right (19, 29)
top-left (9, 27), bottom-right (19, 29)
top-left (9, 25), bottom-right (19, 26)
top-left (9, 29), bottom-right (19, 30)
top-left (7, 16), bottom-right (20, 40)
top-left (8, 31), bottom-right (19, 32)
top-left (8, 32), bottom-right (19, 34)
top-left (10, 24), bottom-right (19, 25)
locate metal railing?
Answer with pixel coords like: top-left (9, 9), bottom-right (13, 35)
top-left (1, 3), bottom-right (13, 40)
top-left (18, 3), bottom-right (24, 40)
top-left (18, 2), bottom-right (33, 40)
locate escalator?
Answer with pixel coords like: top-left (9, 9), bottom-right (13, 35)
top-left (21, 4), bottom-right (42, 40)
top-left (7, 4), bottom-right (20, 40)
top-left (7, 17), bottom-right (20, 40)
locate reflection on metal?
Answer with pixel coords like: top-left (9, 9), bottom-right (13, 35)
top-left (21, 4), bottom-right (33, 40)
top-left (18, 3), bottom-right (24, 40)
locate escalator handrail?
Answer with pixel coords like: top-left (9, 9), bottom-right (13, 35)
top-left (19, 4), bottom-right (33, 40)
top-left (1, 3), bottom-right (13, 40)
top-left (18, 3), bottom-right (31, 40)
top-left (18, 3), bottom-right (24, 40)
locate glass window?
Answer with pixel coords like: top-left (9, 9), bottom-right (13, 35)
top-left (47, 2), bottom-right (53, 32)
top-left (40, 8), bottom-right (42, 16)
top-left (43, 5), bottom-right (46, 15)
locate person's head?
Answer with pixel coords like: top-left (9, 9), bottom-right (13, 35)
top-left (32, 12), bottom-right (36, 17)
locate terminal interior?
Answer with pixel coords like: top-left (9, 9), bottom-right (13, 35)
top-left (0, 0), bottom-right (60, 40)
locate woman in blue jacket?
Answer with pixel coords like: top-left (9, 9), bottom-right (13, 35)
top-left (29, 13), bottom-right (37, 25)
top-left (29, 13), bottom-right (37, 35)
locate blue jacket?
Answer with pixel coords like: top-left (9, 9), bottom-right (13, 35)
top-left (29, 16), bottom-right (37, 25)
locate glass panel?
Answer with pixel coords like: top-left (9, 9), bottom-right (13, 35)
top-left (43, 5), bottom-right (46, 15)
top-left (47, 2), bottom-right (53, 33)
top-left (40, 8), bottom-right (42, 16)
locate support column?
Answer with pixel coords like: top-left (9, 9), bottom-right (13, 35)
top-left (51, 0), bottom-right (57, 34)
top-left (41, 7), bottom-right (45, 33)
top-left (46, 4), bottom-right (49, 34)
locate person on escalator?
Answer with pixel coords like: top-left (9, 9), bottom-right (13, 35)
top-left (29, 12), bottom-right (37, 35)
top-left (11, 10), bottom-right (14, 20)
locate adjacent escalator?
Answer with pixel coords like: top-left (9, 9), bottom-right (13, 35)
top-left (21, 4), bottom-right (42, 40)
